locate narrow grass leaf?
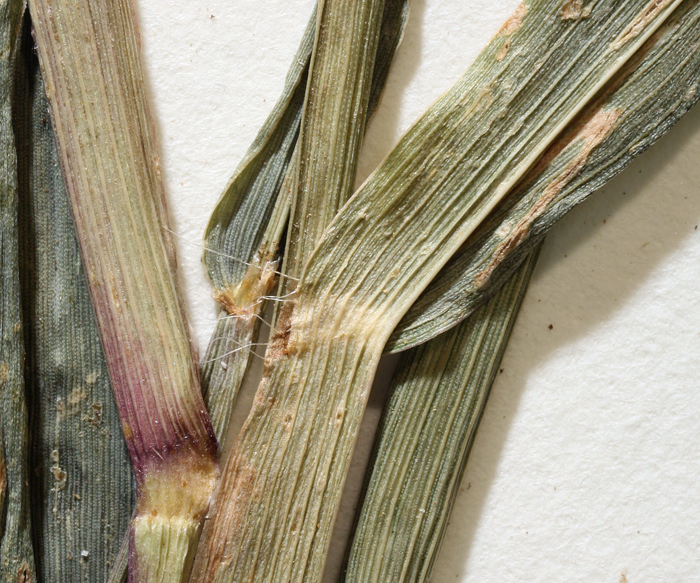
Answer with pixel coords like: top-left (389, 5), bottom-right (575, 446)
top-left (200, 0), bottom-right (409, 443)
top-left (343, 7), bottom-right (700, 581)
top-left (344, 246), bottom-right (540, 583)
top-left (387, 0), bottom-right (700, 352)
top-left (281, 0), bottom-right (389, 283)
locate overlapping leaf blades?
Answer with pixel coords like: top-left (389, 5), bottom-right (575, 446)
top-left (13, 20), bottom-right (134, 581)
top-left (192, 2), bottom-right (683, 582)
top-left (2, 0), bottom-right (697, 580)
top-left (387, 0), bottom-right (700, 352)
top-left (345, 4), bottom-right (700, 580)
top-left (27, 0), bottom-right (219, 578)
top-left (200, 0), bottom-right (410, 444)
top-left (344, 246), bottom-right (541, 583)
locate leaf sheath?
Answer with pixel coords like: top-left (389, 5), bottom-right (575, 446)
top-left (13, 19), bottom-right (134, 581)
top-left (27, 0), bottom-right (219, 578)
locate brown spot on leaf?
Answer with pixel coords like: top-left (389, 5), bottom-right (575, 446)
top-left (611, 0), bottom-right (673, 51)
top-left (122, 421), bottom-right (133, 441)
top-left (212, 286), bottom-right (244, 316)
top-left (0, 362), bottom-right (7, 383)
top-left (213, 258), bottom-right (279, 316)
top-left (67, 387), bottom-right (86, 414)
top-left (496, 39), bottom-right (511, 61)
top-left (17, 562), bottom-right (32, 583)
top-left (265, 301), bottom-right (295, 366)
top-left (0, 455), bottom-right (6, 502)
top-left (560, 0), bottom-right (591, 20)
top-left (196, 457), bottom-right (257, 576)
top-left (52, 465), bottom-right (67, 484)
top-left (109, 273), bottom-right (121, 310)
top-left (477, 107), bottom-right (621, 287)
top-left (88, 403), bottom-right (103, 426)
top-left (499, 2), bottom-right (527, 36)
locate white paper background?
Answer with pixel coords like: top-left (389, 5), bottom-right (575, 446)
top-left (133, 0), bottom-right (700, 580)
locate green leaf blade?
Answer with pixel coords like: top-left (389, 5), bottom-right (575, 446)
top-left (200, 0), bottom-right (410, 445)
top-left (344, 246), bottom-right (540, 583)
top-left (387, 0), bottom-right (700, 351)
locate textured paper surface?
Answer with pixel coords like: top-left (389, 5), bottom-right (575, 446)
top-left (135, 0), bottom-right (700, 580)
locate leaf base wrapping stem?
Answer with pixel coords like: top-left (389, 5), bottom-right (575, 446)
top-left (191, 300), bottom-right (383, 583)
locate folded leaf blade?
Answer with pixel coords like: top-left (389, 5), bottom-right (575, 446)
top-left (387, 0), bottom-right (700, 351)
top-left (0, 3), bottom-right (36, 581)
